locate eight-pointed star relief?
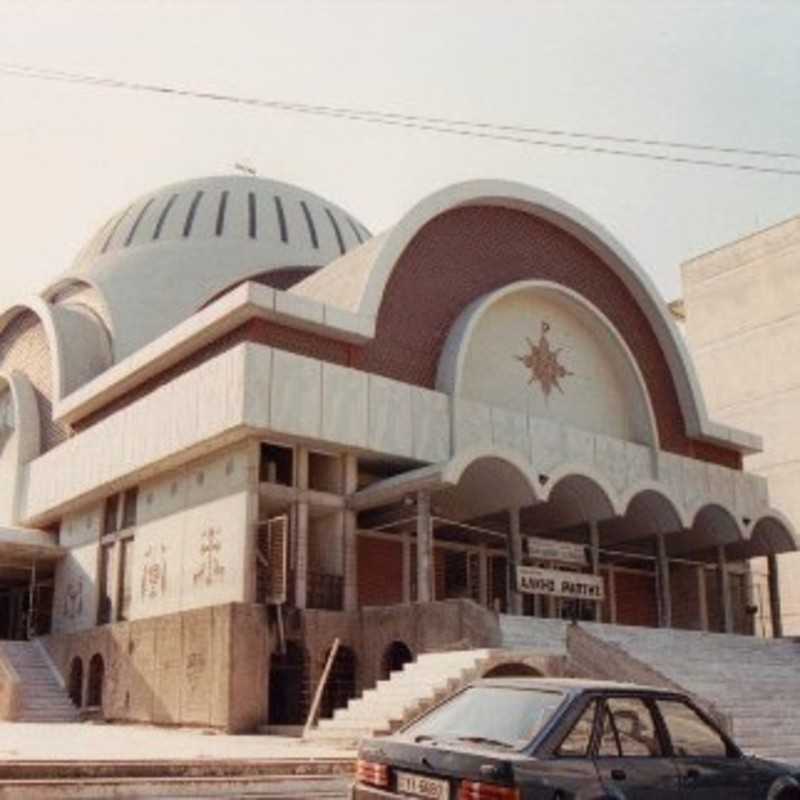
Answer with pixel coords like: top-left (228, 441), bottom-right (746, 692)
top-left (515, 321), bottom-right (573, 398)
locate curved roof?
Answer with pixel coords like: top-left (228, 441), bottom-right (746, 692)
top-left (292, 179), bottom-right (760, 455)
top-left (59, 175), bottom-right (371, 359)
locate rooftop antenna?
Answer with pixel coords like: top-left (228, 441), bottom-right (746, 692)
top-left (234, 161), bottom-right (257, 176)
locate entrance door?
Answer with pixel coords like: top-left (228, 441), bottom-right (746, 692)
top-left (594, 697), bottom-right (682, 800)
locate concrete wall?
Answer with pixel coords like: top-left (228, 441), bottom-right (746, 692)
top-left (682, 216), bottom-right (800, 634)
top-left (52, 443), bottom-right (258, 634)
top-left (41, 602), bottom-right (269, 733)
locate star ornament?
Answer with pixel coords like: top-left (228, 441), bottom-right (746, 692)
top-left (515, 322), bottom-right (573, 398)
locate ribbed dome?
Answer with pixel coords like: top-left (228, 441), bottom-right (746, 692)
top-left (61, 175), bottom-right (371, 360)
top-left (72, 174), bottom-right (370, 272)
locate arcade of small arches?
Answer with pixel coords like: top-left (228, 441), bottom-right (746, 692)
top-left (352, 450), bottom-right (793, 638)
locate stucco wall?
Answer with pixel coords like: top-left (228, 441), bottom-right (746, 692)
top-left (683, 216), bottom-right (800, 634)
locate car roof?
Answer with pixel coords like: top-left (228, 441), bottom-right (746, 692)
top-left (472, 677), bottom-right (677, 695)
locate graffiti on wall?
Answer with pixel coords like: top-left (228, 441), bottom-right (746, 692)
top-left (63, 579), bottom-right (83, 619)
top-left (193, 527), bottom-right (225, 587)
top-left (141, 544), bottom-right (168, 600)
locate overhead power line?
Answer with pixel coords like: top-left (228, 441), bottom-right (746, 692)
top-left (2, 61), bottom-right (799, 177)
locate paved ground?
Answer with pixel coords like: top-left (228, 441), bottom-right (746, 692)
top-left (0, 721), bottom-right (355, 762)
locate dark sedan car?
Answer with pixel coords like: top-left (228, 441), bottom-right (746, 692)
top-left (352, 678), bottom-right (800, 800)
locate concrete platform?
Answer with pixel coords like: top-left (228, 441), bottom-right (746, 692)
top-left (0, 721), bottom-right (356, 798)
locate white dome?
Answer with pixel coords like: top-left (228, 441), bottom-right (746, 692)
top-left (63, 175), bottom-right (371, 360)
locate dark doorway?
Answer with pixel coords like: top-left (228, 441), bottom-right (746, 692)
top-left (268, 642), bottom-right (309, 725)
top-left (87, 654), bottom-right (104, 708)
top-left (320, 645), bottom-right (357, 720)
top-left (68, 657), bottom-right (83, 708)
top-left (482, 662), bottom-right (542, 678)
top-left (381, 641), bottom-right (413, 680)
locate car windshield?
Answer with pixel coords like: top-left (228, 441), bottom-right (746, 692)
top-left (403, 686), bottom-right (565, 750)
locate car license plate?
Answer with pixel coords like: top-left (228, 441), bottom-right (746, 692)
top-left (396, 771), bottom-right (449, 800)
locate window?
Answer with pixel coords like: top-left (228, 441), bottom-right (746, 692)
top-left (121, 488), bottom-right (138, 529)
top-left (103, 494), bottom-right (119, 535)
top-left (557, 700), bottom-right (598, 757)
top-left (657, 700), bottom-right (729, 758)
top-left (118, 538), bottom-right (134, 621)
top-left (598, 698), bottom-right (662, 758)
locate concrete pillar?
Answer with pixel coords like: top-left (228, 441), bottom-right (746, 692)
top-left (589, 521), bottom-right (601, 621)
top-left (767, 553), bottom-right (783, 638)
top-left (401, 533), bottom-right (412, 603)
top-left (416, 491), bottom-right (433, 603)
top-left (607, 565), bottom-right (617, 624)
top-left (656, 534), bottom-right (672, 628)
top-left (508, 507), bottom-right (523, 615)
top-left (294, 448), bottom-right (309, 609)
top-left (697, 565), bottom-right (709, 632)
top-left (716, 545), bottom-right (734, 634)
top-left (478, 544), bottom-right (489, 607)
top-left (342, 454), bottom-right (359, 611)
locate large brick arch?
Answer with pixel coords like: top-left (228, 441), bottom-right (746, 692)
top-left (353, 206), bottom-right (740, 469)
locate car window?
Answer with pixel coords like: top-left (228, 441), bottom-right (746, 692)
top-left (598, 698), bottom-right (662, 758)
top-left (403, 686), bottom-right (564, 750)
top-left (556, 700), bottom-right (598, 757)
top-left (657, 699), bottom-right (729, 758)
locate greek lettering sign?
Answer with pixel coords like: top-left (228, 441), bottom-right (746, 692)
top-left (516, 566), bottom-right (604, 601)
top-left (525, 536), bottom-right (588, 566)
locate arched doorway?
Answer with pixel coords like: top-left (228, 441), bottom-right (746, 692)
top-left (381, 641), bottom-right (413, 679)
top-left (482, 662), bottom-right (543, 678)
top-left (268, 642), bottom-right (309, 725)
top-left (68, 657), bottom-right (83, 708)
top-left (320, 645), bottom-right (357, 720)
top-left (87, 654), bottom-right (104, 708)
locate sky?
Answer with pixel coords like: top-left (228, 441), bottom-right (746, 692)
top-left (1, 0), bottom-right (799, 311)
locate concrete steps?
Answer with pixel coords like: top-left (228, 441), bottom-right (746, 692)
top-left (306, 649), bottom-right (497, 745)
top-left (578, 622), bottom-right (800, 763)
top-left (1, 641), bottom-right (79, 723)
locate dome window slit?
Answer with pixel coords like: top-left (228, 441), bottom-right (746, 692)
top-left (215, 190), bottom-right (228, 236)
top-left (325, 208), bottom-right (346, 255)
top-left (124, 198), bottom-right (155, 246)
top-left (248, 191), bottom-right (257, 239)
top-left (183, 191), bottom-right (204, 237)
top-left (274, 195), bottom-right (288, 243)
top-left (153, 193), bottom-right (179, 240)
top-left (101, 205), bottom-right (133, 253)
top-left (300, 200), bottom-right (319, 249)
top-left (347, 216), bottom-right (364, 244)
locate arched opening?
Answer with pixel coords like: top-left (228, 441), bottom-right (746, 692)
top-left (320, 645), bottom-right (358, 720)
top-left (381, 641), bottom-right (413, 679)
top-left (268, 642), bottom-right (309, 726)
top-left (482, 662), bottom-right (543, 678)
top-left (87, 653), bottom-right (104, 708)
top-left (68, 657), bottom-right (83, 708)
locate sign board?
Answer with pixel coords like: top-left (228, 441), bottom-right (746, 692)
top-left (516, 565), bottom-right (604, 601)
top-left (525, 536), bottom-right (588, 566)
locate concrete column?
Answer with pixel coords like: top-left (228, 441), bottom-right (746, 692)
top-left (716, 545), bottom-right (734, 634)
top-left (589, 521), bottom-right (601, 621)
top-left (697, 565), bottom-right (709, 632)
top-left (767, 553), bottom-right (783, 638)
top-left (342, 454), bottom-right (359, 611)
top-left (402, 533), bottom-right (412, 603)
top-left (294, 448), bottom-right (309, 609)
top-left (508, 507), bottom-right (523, 615)
top-left (416, 491), bottom-right (433, 603)
top-left (656, 534), bottom-right (672, 628)
top-left (478, 544), bottom-right (489, 608)
top-left (607, 565), bottom-right (617, 624)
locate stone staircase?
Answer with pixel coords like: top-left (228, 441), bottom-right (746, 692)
top-left (580, 623), bottom-right (800, 764)
top-left (1, 641), bottom-right (79, 722)
top-left (307, 649), bottom-right (497, 744)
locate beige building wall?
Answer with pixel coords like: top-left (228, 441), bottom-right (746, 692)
top-left (682, 215), bottom-right (800, 635)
